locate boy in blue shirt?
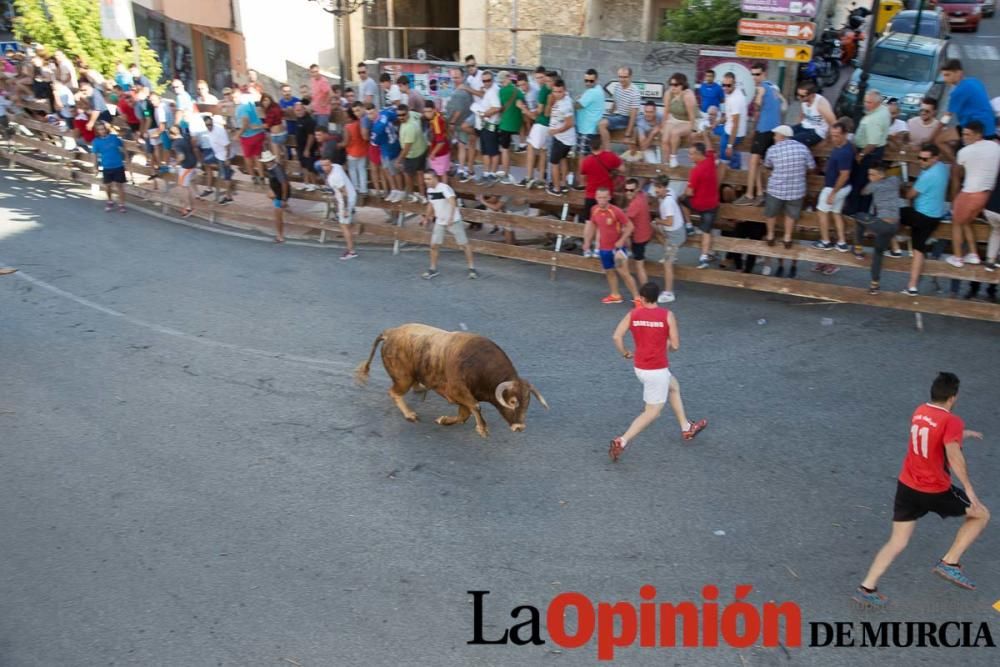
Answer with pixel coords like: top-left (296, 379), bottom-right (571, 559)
top-left (91, 122), bottom-right (127, 213)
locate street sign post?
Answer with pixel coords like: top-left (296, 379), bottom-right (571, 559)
top-left (735, 41), bottom-right (813, 63)
top-left (739, 0), bottom-right (818, 17)
top-left (738, 19), bottom-right (816, 40)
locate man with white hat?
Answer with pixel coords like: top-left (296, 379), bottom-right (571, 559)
top-left (260, 150), bottom-right (289, 243)
top-left (762, 125), bottom-right (815, 248)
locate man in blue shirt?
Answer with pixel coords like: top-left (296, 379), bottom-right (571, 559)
top-left (941, 59), bottom-right (996, 140)
top-left (698, 69), bottom-right (725, 114)
top-left (372, 106), bottom-right (404, 201)
top-left (91, 122), bottom-right (127, 213)
top-left (812, 122), bottom-right (855, 253)
top-left (574, 69), bottom-right (605, 187)
top-left (278, 84), bottom-right (300, 159)
top-left (900, 144), bottom-right (950, 294)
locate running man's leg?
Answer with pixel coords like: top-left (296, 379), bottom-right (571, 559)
top-left (621, 402), bottom-right (665, 442)
top-left (615, 263), bottom-right (639, 299)
top-left (429, 244), bottom-right (440, 271)
top-left (860, 520), bottom-right (917, 590)
top-left (941, 505), bottom-right (991, 566)
top-left (666, 375), bottom-right (689, 430)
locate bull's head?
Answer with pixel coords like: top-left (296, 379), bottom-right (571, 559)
top-left (494, 379), bottom-right (549, 432)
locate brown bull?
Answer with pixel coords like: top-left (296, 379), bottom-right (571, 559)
top-left (354, 323), bottom-right (549, 438)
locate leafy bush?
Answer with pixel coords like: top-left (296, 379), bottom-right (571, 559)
top-left (659, 0), bottom-right (745, 46)
top-left (13, 0), bottom-right (163, 90)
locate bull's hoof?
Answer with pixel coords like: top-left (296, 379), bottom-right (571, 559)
top-left (404, 413), bottom-right (419, 422)
top-left (435, 416), bottom-right (457, 426)
top-left (476, 426), bottom-right (490, 439)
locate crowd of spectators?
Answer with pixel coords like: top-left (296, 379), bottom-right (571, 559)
top-left (2, 45), bottom-right (999, 299)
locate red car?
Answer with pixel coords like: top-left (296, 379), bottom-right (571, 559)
top-left (932, 0), bottom-right (983, 31)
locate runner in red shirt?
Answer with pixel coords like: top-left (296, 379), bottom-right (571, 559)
top-left (623, 177), bottom-right (653, 285)
top-left (854, 372), bottom-right (989, 607)
top-left (585, 187), bottom-right (640, 305)
top-left (609, 281), bottom-right (707, 461)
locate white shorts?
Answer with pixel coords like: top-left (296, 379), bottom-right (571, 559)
top-left (527, 123), bottom-right (550, 151)
top-left (431, 220), bottom-right (468, 246)
top-left (634, 367), bottom-right (671, 405)
top-left (816, 184), bottom-right (852, 214)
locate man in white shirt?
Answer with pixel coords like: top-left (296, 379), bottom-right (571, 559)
top-left (947, 120), bottom-right (1000, 267)
top-left (201, 114), bottom-right (233, 204)
top-left (545, 78), bottom-right (577, 197)
top-left (721, 72), bottom-right (747, 169)
top-left (474, 72), bottom-right (502, 185)
top-left (322, 159), bottom-right (358, 260)
top-left (379, 73), bottom-right (402, 108)
top-left (653, 176), bottom-right (686, 303)
top-left (420, 171), bottom-right (477, 280)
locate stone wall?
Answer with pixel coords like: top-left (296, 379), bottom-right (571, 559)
top-left (540, 34), bottom-right (712, 99)
top-left (482, 0), bottom-right (588, 66)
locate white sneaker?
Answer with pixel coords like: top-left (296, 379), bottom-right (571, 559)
top-left (964, 253), bottom-right (981, 265)
top-left (386, 190), bottom-right (401, 202)
top-left (946, 255), bottom-right (965, 268)
top-left (304, 184), bottom-right (317, 192)
top-left (407, 193), bottom-right (420, 203)
top-left (668, 155), bottom-right (678, 169)
top-left (762, 265), bottom-right (773, 276)
top-left (658, 291), bottom-right (676, 303)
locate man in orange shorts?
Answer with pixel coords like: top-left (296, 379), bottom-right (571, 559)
top-left (947, 121), bottom-right (1000, 267)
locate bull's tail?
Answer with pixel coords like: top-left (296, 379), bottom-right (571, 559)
top-left (354, 332), bottom-right (386, 386)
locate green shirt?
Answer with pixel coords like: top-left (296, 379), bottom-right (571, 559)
top-left (855, 104), bottom-right (891, 149)
top-left (499, 83), bottom-right (525, 133)
top-left (535, 85), bottom-right (551, 126)
top-left (399, 114), bottom-right (428, 158)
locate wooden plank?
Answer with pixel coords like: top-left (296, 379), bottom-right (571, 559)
top-left (358, 220), bottom-right (999, 322)
top-left (12, 114), bottom-right (71, 138)
top-left (11, 134), bottom-right (88, 163)
top-left (7, 152), bottom-right (75, 181)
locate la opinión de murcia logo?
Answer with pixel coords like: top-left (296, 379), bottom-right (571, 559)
top-left (469, 586), bottom-right (996, 660)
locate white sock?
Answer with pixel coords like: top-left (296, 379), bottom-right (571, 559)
top-left (619, 437), bottom-right (628, 448)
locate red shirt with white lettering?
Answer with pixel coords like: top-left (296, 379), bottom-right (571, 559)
top-left (629, 306), bottom-right (669, 370)
top-left (590, 204), bottom-right (629, 250)
top-left (899, 403), bottom-right (964, 493)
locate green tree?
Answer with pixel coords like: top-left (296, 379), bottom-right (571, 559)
top-left (659, 0), bottom-right (745, 45)
top-left (13, 0), bottom-right (163, 90)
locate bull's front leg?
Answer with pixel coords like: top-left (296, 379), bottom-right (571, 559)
top-left (471, 404), bottom-right (489, 439)
top-left (435, 404), bottom-right (471, 426)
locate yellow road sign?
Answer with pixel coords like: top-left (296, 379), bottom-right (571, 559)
top-left (735, 41), bottom-right (813, 63)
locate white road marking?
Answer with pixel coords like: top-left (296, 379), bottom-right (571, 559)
top-left (2, 265), bottom-right (354, 370)
top-left (960, 45), bottom-right (1000, 62)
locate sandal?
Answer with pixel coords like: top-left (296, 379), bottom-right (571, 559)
top-left (783, 239), bottom-right (793, 249)
top-left (765, 237), bottom-right (776, 247)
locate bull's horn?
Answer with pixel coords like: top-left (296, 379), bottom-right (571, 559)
top-left (494, 381), bottom-right (516, 409)
top-left (529, 384), bottom-right (550, 410)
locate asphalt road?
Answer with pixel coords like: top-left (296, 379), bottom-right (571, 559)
top-left (2, 113), bottom-right (1000, 667)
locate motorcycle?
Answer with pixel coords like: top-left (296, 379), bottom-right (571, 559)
top-left (798, 33), bottom-right (842, 89)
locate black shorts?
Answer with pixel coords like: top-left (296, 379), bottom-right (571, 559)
top-left (549, 140), bottom-right (572, 165)
top-left (102, 166), bottom-right (127, 184)
top-left (750, 130), bottom-right (774, 157)
top-left (498, 130), bottom-right (516, 150)
top-left (893, 480), bottom-right (970, 522)
top-left (300, 155), bottom-right (317, 172)
top-left (901, 207), bottom-right (941, 254)
top-left (404, 153), bottom-right (426, 174)
top-left (480, 128), bottom-right (500, 157)
top-left (631, 241), bottom-right (648, 261)
top-left (580, 197), bottom-right (598, 222)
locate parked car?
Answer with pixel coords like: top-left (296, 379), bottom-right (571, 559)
top-left (837, 34), bottom-right (950, 119)
top-left (981, 0), bottom-right (995, 17)
top-left (930, 0), bottom-right (982, 31)
top-left (885, 9), bottom-right (951, 39)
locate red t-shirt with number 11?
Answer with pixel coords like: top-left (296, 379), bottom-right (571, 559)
top-left (898, 403), bottom-right (964, 493)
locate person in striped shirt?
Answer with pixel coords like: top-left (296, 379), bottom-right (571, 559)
top-left (598, 67), bottom-right (641, 150)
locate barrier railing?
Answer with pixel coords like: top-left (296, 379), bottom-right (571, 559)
top-left (3, 109), bottom-right (997, 323)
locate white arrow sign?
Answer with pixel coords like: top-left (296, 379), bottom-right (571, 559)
top-left (798, 24), bottom-right (814, 39)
